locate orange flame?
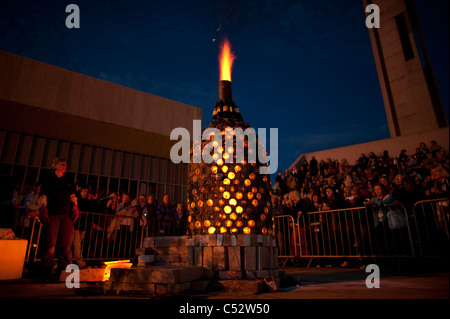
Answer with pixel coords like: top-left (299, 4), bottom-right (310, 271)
top-left (219, 38), bottom-right (235, 81)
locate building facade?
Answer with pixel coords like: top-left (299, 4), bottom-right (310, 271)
top-left (0, 50), bottom-right (202, 204)
top-left (364, 0), bottom-right (448, 137)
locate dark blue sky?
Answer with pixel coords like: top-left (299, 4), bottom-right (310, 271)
top-left (1, 0), bottom-right (448, 178)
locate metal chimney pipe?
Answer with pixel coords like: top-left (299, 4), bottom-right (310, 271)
top-left (218, 80), bottom-right (232, 105)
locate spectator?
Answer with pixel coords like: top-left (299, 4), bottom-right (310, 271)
top-left (287, 190), bottom-right (308, 218)
top-left (392, 176), bottom-right (421, 213)
top-left (287, 190), bottom-right (309, 265)
top-left (135, 194), bottom-right (149, 227)
top-left (271, 193), bottom-right (283, 216)
top-left (272, 180), bottom-right (282, 196)
top-left (351, 171), bottom-right (361, 186)
top-left (381, 150), bottom-right (391, 173)
top-left (392, 174), bottom-right (405, 193)
top-left (309, 156), bottom-right (318, 176)
top-left (430, 165), bottom-right (449, 198)
top-left (175, 202), bottom-right (187, 235)
top-left (423, 187), bottom-right (435, 200)
top-left (366, 183), bottom-right (395, 228)
top-left (76, 186), bottom-right (96, 212)
top-left (430, 140), bottom-right (441, 159)
top-left (322, 186), bottom-right (346, 211)
top-left (39, 158), bottom-right (78, 277)
top-left (147, 195), bottom-right (158, 217)
top-left (106, 192), bottom-right (138, 257)
top-left (72, 185), bottom-right (95, 269)
top-left (357, 153), bottom-right (369, 169)
top-left (117, 193), bottom-right (138, 232)
top-left (145, 194), bottom-right (158, 236)
top-left (276, 170), bottom-right (288, 195)
top-left (156, 194), bottom-right (177, 236)
top-left (323, 185), bottom-right (349, 266)
top-left (414, 147), bottom-right (428, 164)
top-left (346, 187), bottom-right (368, 208)
top-left (379, 175), bottom-right (395, 195)
top-left (104, 193), bottom-right (119, 215)
top-left (364, 167), bottom-right (374, 182)
top-left (435, 146), bottom-right (448, 163)
top-left (22, 183), bottom-right (45, 241)
top-left (307, 192), bottom-right (324, 212)
top-left (24, 183), bottom-right (44, 222)
top-left (419, 142), bottom-right (430, 156)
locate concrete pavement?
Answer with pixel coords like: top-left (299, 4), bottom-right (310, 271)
top-left (0, 265), bottom-right (447, 300)
top-left (0, 265), bottom-right (447, 317)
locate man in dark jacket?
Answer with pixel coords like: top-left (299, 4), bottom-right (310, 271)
top-left (39, 158), bottom-right (78, 276)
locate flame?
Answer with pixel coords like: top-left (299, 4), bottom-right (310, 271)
top-left (219, 37), bottom-right (235, 81)
top-left (102, 260), bottom-right (132, 281)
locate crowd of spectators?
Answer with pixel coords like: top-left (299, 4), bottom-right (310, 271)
top-left (272, 141), bottom-right (449, 267)
top-left (71, 187), bottom-right (188, 236)
top-left (272, 140), bottom-right (449, 217)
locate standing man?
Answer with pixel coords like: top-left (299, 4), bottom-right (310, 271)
top-left (39, 158), bottom-right (78, 277)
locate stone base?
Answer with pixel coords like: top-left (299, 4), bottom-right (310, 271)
top-left (103, 235), bottom-right (280, 296)
top-left (136, 235), bottom-right (278, 274)
top-left (102, 266), bottom-right (205, 295)
top-left (59, 267), bottom-right (106, 282)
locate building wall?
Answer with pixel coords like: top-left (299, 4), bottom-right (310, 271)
top-left (0, 50), bottom-right (202, 203)
top-left (364, 0), bottom-right (448, 137)
top-left (0, 51), bottom-right (202, 141)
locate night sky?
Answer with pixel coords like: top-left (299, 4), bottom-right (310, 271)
top-left (1, 0), bottom-right (449, 179)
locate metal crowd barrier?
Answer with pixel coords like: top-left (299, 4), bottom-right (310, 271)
top-left (275, 205), bottom-right (414, 268)
top-left (297, 205), bottom-right (414, 259)
top-left (14, 198), bottom-right (449, 266)
top-left (411, 198), bottom-right (449, 258)
top-left (274, 215), bottom-right (297, 267)
top-left (13, 210), bottom-right (188, 264)
top-left (274, 198), bottom-right (449, 267)
top-left (13, 206), bottom-right (43, 263)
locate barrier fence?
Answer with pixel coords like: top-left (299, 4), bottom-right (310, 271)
top-left (12, 198), bottom-right (449, 267)
top-left (13, 208), bottom-right (188, 264)
top-left (274, 198), bottom-right (448, 266)
top-left (412, 198), bottom-right (449, 258)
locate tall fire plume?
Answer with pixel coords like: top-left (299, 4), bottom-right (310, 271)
top-left (219, 37), bottom-right (235, 82)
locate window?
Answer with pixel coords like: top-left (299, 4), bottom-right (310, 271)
top-left (0, 130), bottom-right (186, 204)
top-left (395, 13), bottom-right (414, 61)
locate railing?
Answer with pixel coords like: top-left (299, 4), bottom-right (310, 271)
top-left (274, 198), bottom-right (449, 267)
top-left (13, 209), bottom-right (188, 264)
top-left (411, 198), bottom-right (449, 258)
top-left (13, 207), bottom-right (43, 263)
top-left (297, 205), bottom-right (414, 258)
top-left (71, 212), bottom-right (188, 262)
top-left (274, 215), bottom-right (297, 267)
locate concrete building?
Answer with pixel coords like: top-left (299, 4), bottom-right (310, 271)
top-left (292, 0), bottom-right (448, 166)
top-left (364, 0), bottom-right (447, 136)
top-left (0, 50), bottom-right (202, 203)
